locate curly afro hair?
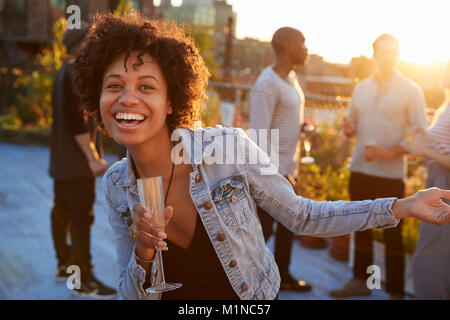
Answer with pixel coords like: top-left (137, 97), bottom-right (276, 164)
top-left (70, 11), bottom-right (210, 134)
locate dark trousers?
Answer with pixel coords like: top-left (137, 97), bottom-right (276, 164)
top-left (350, 172), bottom-right (405, 295)
top-left (51, 176), bottom-right (95, 278)
top-left (257, 175), bottom-right (297, 281)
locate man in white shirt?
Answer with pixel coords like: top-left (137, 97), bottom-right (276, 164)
top-left (330, 34), bottom-right (427, 299)
top-left (250, 27), bottom-right (312, 292)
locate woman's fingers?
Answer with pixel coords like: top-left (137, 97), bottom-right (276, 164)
top-left (138, 221), bottom-right (167, 239)
top-left (131, 203), bottom-right (168, 249)
top-left (436, 189), bottom-right (450, 225)
top-left (439, 188), bottom-right (450, 200)
top-left (422, 187), bottom-right (450, 201)
top-left (131, 224), bottom-right (168, 249)
top-left (134, 227), bottom-right (167, 249)
top-left (414, 188), bottom-right (450, 226)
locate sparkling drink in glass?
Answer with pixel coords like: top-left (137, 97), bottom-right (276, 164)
top-left (137, 176), bottom-right (182, 293)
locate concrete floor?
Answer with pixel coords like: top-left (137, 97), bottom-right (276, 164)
top-left (0, 142), bottom-right (396, 300)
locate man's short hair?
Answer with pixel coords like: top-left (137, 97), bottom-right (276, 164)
top-left (372, 34), bottom-right (399, 51)
top-left (271, 27), bottom-right (303, 56)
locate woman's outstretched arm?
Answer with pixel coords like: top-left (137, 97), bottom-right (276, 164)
top-left (236, 129), bottom-right (450, 237)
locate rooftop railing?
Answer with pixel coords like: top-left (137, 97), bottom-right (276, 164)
top-left (207, 80), bottom-right (436, 129)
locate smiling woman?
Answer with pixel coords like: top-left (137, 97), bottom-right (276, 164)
top-left (69, 11), bottom-right (450, 301)
top-left (70, 11), bottom-right (209, 136)
top-left (99, 51), bottom-right (174, 146)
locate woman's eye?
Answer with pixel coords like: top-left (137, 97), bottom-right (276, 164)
top-left (107, 84), bottom-right (121, 89)
top-left (140, 85), bottom-right (154, 91)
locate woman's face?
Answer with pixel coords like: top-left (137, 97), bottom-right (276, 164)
top-left (100, 51), bottom-right (172, 146)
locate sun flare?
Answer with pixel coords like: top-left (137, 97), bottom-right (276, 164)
top-left (227, 0), bottom-right (450, 64)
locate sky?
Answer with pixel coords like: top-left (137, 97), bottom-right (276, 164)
top-left (225, 0), bottom-right (450, 64)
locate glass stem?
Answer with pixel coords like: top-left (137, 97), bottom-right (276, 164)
top-left (157, 247), bottom-right (166, 285)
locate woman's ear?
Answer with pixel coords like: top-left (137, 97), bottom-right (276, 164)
top-left (168, 103), bottom-right (173, 115)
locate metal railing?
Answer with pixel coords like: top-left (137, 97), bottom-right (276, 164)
top-left (208, 80), bottom-right (351, 129)
top-left (207, 81), bottom-right (436, 129)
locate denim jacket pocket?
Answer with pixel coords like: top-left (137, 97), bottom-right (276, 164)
top-left (118, 205), bottom-right (132, 227)
top-left (212, 175), bottom-right (253, 227)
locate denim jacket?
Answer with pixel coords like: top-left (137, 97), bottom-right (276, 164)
top-left (103, 125), bottom-right (399, 300)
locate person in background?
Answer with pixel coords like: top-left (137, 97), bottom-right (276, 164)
top-left (250, 27), bottom-right (312, 292)
top-left (406, 62), bottom-right (450, 299)
top-left (49, 24), bottom-right (117, 299)
top-left (330, 34), bottom-right (428, 300)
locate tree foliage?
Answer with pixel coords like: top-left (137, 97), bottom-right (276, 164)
top-left (114, 0), bottom-right (133, 16)
top-left (189, 25), bottom-right (219, 80)
top-left (9, 18), bottom-right (67, 128)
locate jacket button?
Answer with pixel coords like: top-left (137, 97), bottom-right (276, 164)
top-left (195, 174), bottom-right (202, 183)
top-left (217, 234), bottom-right (226, 242)
top-left (203, 201), bottom-right (212, 210)
top-left (230, 195), bottom-right (237, 203)
top-left (241, 283), bottom-right (249, 292)
top-left (229, 260), bottom-right (237, 268)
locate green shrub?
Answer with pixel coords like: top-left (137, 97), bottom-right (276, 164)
top-left (296, 113), bottom-right (422, 255)
top-left (0, 107), bottom-right (22, 130)
top-left (298, 114), bottom-right (351, 202)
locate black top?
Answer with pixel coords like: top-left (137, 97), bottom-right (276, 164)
top-left (161, 215), bottom-right (240, 300)
top-left (49, 62), bottom-right (102, 180)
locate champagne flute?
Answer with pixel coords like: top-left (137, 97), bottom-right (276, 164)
top-left (137, 176), bottom-right (182, 293)
top-left (301, 123), bottom-right (315, 165)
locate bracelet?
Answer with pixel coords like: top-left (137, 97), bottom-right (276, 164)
top-left (134, 248), bottom-right (158, 264)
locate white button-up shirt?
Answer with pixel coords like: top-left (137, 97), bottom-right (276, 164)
top-left (347, 72), bottom-right (427, 181)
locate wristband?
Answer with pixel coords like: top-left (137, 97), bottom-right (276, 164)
top-left (134, 247), bottom-right (157, 264)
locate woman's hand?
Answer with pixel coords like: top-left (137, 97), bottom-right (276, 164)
top-left (403, 136), bottom-right (428, 156)
top-left (130, 204), bottom-right (174, 261)
top-left (393, 187), bottom-right (450, 225)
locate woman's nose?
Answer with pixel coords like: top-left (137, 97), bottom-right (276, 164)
top-left (118, 89), bottom-right (139, 106)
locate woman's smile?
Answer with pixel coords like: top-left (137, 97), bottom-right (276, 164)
top-left (112, 111), bottom-right (149, 132)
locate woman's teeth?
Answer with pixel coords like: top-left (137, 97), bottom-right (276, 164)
top-left (115, 112), bottom-right (145, 121)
